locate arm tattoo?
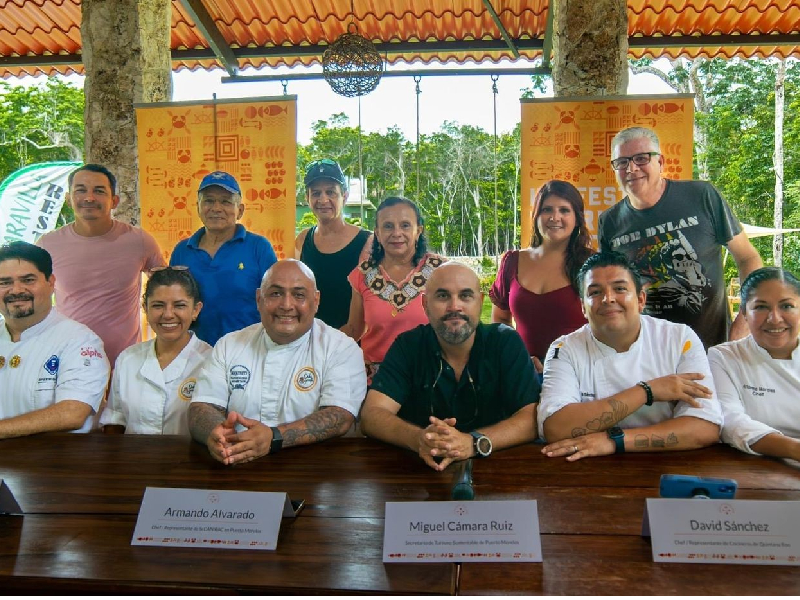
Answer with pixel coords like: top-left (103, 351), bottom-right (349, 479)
top-left (188, 403), bottom-right (226, 444)
top-left (581, 399), bottom-right (628, 435)
top-left (282, 407), bottom-right (352, 448)
top-left (584, 414), bottom-right (609, 432)
top-left (608, 398), bottom-right (629, 423)
top-left (633, 432), bottom-right (679, 450)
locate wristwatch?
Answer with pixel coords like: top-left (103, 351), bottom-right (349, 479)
top-left (470, 431), bottom-right (493, 458)
top-left (607, 426), bottom-right (625, 454)
top-left (269, 426), bottom-right (283, 454)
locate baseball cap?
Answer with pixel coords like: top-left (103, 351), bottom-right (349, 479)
top-left (304, 159), bottom-right (347, 189)
top-left (198, 171), bottom-right (241, 195)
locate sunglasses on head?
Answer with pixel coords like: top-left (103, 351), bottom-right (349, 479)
top-left (150, 265), bottom-right (190, 274)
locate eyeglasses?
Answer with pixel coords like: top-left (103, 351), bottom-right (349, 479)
top-left (427, 358), bottom-right (479, 427)
top-left (610, 152), bottom-right (660, 171)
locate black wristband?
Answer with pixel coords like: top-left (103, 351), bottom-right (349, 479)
top-left (637, 381), bottom-right (654, 406)
top-left (269, 426), bottom-right (283, 453)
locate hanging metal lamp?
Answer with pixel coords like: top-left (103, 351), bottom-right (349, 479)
top-left (322, 11), bottom-right (384, 98)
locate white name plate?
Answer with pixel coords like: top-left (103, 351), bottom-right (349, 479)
top-left (132, 487), bottom-right (297, 550)
top-left (383, 500), bottom-right (542, 562)
top-left (646, 498), bottom-right (800, 565)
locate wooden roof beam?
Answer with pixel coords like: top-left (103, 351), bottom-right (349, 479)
top-left (482, 0), bottom-right (520, 58)
top-left (541, 0), bottom-right (555, 68)
top-left (1, 34), bottom-right (799, 70)
top-left (178, 0), bottom-right (239, 76)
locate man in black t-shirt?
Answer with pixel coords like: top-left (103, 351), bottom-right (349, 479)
top-left (598, 126), bottom-right (762, 349)
top-left (361, 262), bottom-right (540, 471)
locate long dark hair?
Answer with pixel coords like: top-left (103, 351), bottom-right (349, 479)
top-left (367, 196), bottom-right (428, 266)
top-left (530, 180), bottom-right (594, 292)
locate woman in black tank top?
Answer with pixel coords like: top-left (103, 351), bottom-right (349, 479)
top-left (301, 226), bottom-right (371, 328)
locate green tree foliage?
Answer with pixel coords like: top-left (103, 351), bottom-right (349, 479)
top-left (0, 80), bottom-right (84, 225)
top-left (0, 80), bottom-right (84, 181)
top-left (297, 117), bottom-right (522, 257)
top-left (682, 59), bottom-right (800, 276)
top-left (525, 58), bottom-right (800, 275)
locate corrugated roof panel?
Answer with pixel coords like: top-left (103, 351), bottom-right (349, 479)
top-left (628, 0), bottom-right (800, 36)
top-left (0, 0), bottom-right (797, 79)
top-left (632, 44), bottom-right (799, 60)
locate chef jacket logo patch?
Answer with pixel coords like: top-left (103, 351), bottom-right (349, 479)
top-left (178, 378), bottom-right (197, 402)
top-left (80, 347), bottom-right (103, 359)
top-left (294, 367), bottom-right (318, 392)
top-left (229, 365), bottom-right (251, 390)
top-left (44, 355), bottom-right (60, 375)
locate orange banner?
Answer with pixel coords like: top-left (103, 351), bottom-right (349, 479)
top-left (520, 95), bottom-right (694, 247)
top-left (135, 96), bottom-right (297, 262)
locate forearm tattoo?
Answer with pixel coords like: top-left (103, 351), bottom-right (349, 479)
top-left (609, 398), bottom-right (629, 423)
top-left (188, 403), bottom-right (226, 444)
top-left (571, 398), bottom-right (630, 438)
top-left (634, 432), bottom-right (679, 449)
top-left (282, 407), bottom-right (351, 448)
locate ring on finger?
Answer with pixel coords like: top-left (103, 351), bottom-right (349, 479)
top-left (572, 445), bottom-right (579, 454)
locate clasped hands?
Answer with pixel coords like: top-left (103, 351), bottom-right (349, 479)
top-left (206, 411), bottom-right (274, 466)
top-left (417, 416), bottom-right (474, 471)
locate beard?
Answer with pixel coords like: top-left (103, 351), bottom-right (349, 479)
top-left (3, 293), bottom-right (35, 319)
top-left (432, 312), bottom-right (476, 345)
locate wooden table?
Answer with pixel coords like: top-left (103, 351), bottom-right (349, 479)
top-left (1, 434), bottom-right (799, 593)
top-left (462, 445), bottom-right (800, 594)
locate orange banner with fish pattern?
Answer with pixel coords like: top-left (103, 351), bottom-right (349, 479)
top-left (135, 96), bottom-right (297, 262)
top-left (520, 95), bottom-right (694, 247)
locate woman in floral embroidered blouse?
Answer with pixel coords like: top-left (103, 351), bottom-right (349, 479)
top-left (342, 196), bottom-right (444, 382)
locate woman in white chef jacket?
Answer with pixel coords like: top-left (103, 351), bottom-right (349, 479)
top-left (101, 267), bottom-right (211, 435)
top-left (708, 267), bottom-right (800, 461)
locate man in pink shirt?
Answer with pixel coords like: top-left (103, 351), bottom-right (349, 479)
top-left (38, 164), bottom-right (165, 368)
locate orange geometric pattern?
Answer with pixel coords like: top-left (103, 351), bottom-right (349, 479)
top-left (520, 96), bottom-right (694, 246)
top-left (135, 97), bottom-right (297, 263)
top-left (0, 0), bottom-right (797, 78)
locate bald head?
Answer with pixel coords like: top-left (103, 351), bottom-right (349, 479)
top-left (424, 261), bottom-right (482, 346)
top-left (257, 259), bottom-right (320, 345)
top-left (427, 261), bottom-right (480, 293)
top-left (261, 258), bottom-right (317, 292)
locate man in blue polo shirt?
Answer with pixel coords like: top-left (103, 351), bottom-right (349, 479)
top-left (170, 171), bottom-right (277, 346)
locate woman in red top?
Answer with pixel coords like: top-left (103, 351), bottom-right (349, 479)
top-left (490, 180), bottom-right (594, 372)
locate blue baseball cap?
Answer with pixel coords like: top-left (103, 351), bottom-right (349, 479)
top-left (198, 171), bottom-right (241, 195)
top-left (304, 159), bottom-right (347, 189)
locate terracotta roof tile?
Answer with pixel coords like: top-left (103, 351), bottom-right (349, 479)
top-left (0, 0), bottom-right (797, 78)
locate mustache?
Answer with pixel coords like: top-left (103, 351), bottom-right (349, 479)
top-left (441, 312), bottom-right (469, 323)
top-left (4, 293), bottom-right (34, 303)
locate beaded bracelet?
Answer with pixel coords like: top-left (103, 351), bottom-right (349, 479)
top-left (637, 381), bottom-right (654, 406)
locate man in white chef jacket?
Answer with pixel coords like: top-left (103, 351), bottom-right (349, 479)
top-left (0, 241), bottom-right (109, 438)
top-left (189, 259), bottom-right (367, 465)
top-left (538, 251), bottom-right (722, 461)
